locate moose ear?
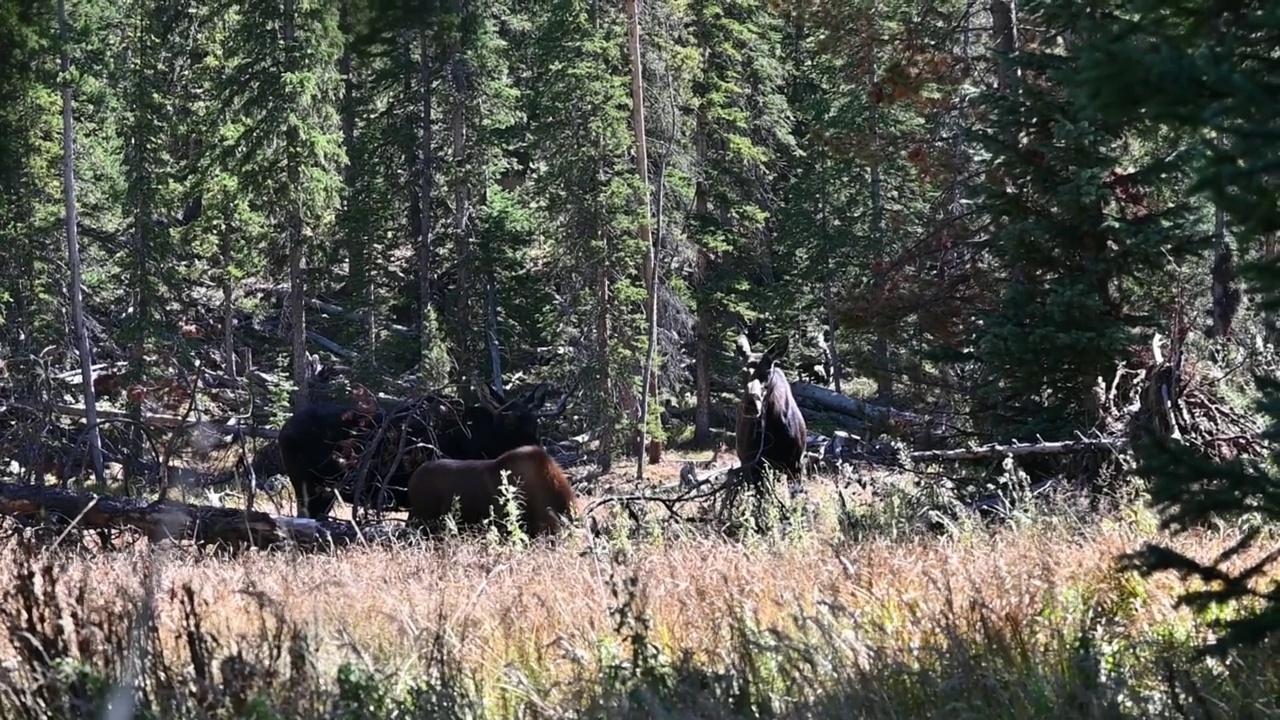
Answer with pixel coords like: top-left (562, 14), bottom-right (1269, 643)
top-left (735, 333), bottom-right (753, 361)
top-left (523, 383), bottom-right (550, 412)
top-left (475, 381), bottom-right (503, 413)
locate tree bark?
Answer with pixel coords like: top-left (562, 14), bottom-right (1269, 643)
top-left (868, 101), bottom-right (892, 405)
top-left (449, 0), bottom-right (476, 380)
top-left (417, 28), bottom-right (439, 386)
top-left (1265, 233), bottom-right (1280, 345)
top-left (58, 0), bottom-right (105, 486)
top-left (692, 100), bottom-right (712, 444)
top-left (626, 0), bottom-right (657, 483)
top-left (283, 0), bottom-right (310, 411)
top-left (338, 0), bottom-right (374, 353)
top-left (990, 0), bottom-right (1018, 97)
top-left (486, 276), bottom-right (503, 392)
top-left (220, 203), bottom-right (236, 379)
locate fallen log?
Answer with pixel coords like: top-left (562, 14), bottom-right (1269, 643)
top-left (307, 331), bottom-right (356, 359)
top-left (908, 437), bottom-right (1130, 463)
top-left (0, 481), bottom-right (394, 550)
top-left (257, 286), bottom-right (415, 337)
top-left (0, 402), bottom-right (279, 441)
top-left (306, 297), bottom-right (414, 337)
top-left (790, 382), bottom-right (926, 427)
top-left (794, 406), bottom-right (869, 434)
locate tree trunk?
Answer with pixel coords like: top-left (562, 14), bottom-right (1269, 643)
top-left (58, 0), bottom-right (105, 487)
top-left (1265, 233), bottom-right (1280, 345)
top-left (868, 102), bottom-right (892, 405)
top-left (220, 204), bottom-right (236, 379)
top-left (692, 101), bottom-right (712, 444)
top-left (417, 27), bottom-right (440, 386)
top-left (595, 268), bottom-right (613, 471)
top-left (990, 0), bottom-right (1018, 97)
top-left (625, 0), bottom-right (657, 483)
top-left (1207, 206), bottom-right (1240, 340)
top-left (284, 0), bottom-right (309, 411)
top-left (338, 0), bottom-right (374, 352)
top-left (485, 275), bottom-right (503, 393)
top-left (450, 0), bottom-right (476, 379)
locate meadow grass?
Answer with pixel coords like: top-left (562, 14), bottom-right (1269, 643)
top-left (1, 465), bottom-right (1279, 718)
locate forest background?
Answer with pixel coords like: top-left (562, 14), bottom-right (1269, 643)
top-left (1, 0), bottom-right (1280, 716)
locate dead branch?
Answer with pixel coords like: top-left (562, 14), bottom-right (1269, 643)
top-left (908, 437), bottom-right (1130, 463)
top-left (256, 286), bottom-right (415, 337)
top-left (0, 402), bottom-right (280, 447)
top-left (579, 463), bottom-right (747, 522)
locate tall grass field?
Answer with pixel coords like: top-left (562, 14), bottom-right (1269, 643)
top-left (0, 466), bottom-right (1277, 719)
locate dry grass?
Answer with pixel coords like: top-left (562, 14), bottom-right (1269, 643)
top-left (4, 459), bottom-right (1280, 717)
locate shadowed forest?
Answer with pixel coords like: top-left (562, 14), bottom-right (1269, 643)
top-left (2, 0), bottom-right (1280, 716)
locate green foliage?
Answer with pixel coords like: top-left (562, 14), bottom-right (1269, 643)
top-left (961, 0), bottom-right (1209, 442)
top-left (523, 0), bottom-right (646, 456)
top-left (1074, 0), bottom-right (1280, 656)
top-left (0, 0), bottom-right (61, 350)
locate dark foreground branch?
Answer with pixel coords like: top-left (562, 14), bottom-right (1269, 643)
top-left (0, 481), bottom-right (397, 550)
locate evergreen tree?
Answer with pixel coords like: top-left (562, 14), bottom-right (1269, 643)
top-left (0, 2), bottom-right (63, 361)
top-left (525, 0), bottom-right (645, 465)
top-left (687, 0), bottom-right (792, 441)
top-left (220, 0), bottom-right (345, 404)
top-left (1077, 0), bottom-right (1280, 654)
top-left (958, 0), bottom-right (1208, 447)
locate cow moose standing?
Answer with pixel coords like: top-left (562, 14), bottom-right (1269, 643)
top-left (734, 333), bottom-right (808, 486)
top-left (278, 382), bottom-right (568, 520)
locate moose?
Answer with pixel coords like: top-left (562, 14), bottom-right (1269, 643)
top-left (406, 444), bottom-right (578, 539)
top-left (278, 382), bottom-right (569, 520)
top-left (734, 332), bottom-right (808, 486)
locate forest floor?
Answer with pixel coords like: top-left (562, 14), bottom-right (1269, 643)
top-left (2, 451), bottom-right (1279, 717)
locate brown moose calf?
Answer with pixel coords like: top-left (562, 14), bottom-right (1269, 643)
top-left (406, 445), bottom-right (577, 538)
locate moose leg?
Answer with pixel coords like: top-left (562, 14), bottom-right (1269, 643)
top-left (289, 472), bottom-right (338, 519)
top-left (308, 489), bottom-right (337, 519)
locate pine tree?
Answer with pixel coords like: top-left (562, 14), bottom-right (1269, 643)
top-left (687, 0), bottom-right (791, 442)
top-left (0, 1), bottom-right (63, 361)
top-left (1076, 0), bottom-right (1280, 654)
top-left (525, 0), bottom-right (645, 466)
top-left (959, 0), bottom-right (1208, 449)
top-left (221, 0), bottom-right (345, 405)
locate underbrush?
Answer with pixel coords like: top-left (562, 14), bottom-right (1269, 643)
top-left (0, 482), bottom-right (1278, 719)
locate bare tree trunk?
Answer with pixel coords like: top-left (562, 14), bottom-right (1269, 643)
top-left (1265, 233), bottom-right (1280, 345)
top-left (221, 205), bottom-right (236, 379)
top-left (338, 0), bottom-right (374, 353)
top-left (991, 0), bottom-right (1018, 97)
top-left (1209, 206), bottom-right (1240, 339)
top-left (485, 276), bottom-right (503, 392)
top-left (820, 318), bottom-right (840, 392)
top-left (595, 259), bottom-right (613, 472)
top-left (283, 0), bottom-right (309, 411)
top-left (418, 28), bottom-right (440, 385)
top-left (450, 0), bottom-right (476, 380)
top-left (692, 102), bottom-right (712, 445)
top-left (58, 0), bottom-right (105, 487)
top-left (868, 105), bottom-right (892, 405)
top-left (626, 0), bottom-right (657, 483)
